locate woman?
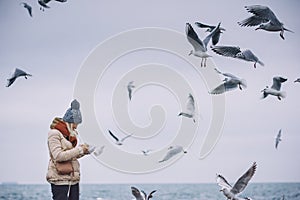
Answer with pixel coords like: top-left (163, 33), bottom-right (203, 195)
top-left (46, 99), bottom-right (93, 200)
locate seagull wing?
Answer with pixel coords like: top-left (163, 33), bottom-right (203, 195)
top-left (211, 46), bottom-right (241, 58)
top-left (216, 174), bottom-right (232, 190)
top-left (211, 30), bottom-right (221, 46)
top-left (238, 15), bottom-right (269, 27)
top-left (186, 93), bottom-right (195, 115)
top-left (195, 22), bottom-right (223, 45)
top-left (275, 129), bottom-right (282, 149)
top-left (195, 22), bottom-right (215, 31)
top-left (27, 5), bottom-right (33, 17)
top-left (14, 68), bottom-right (30, 77)
top-left (214, 68), bottom-right (238, 79)
top-left (159, 146), bottom-right (182, 162)
top-left (231, 162), bottom-right (257, 195)
top-left (271, 77), bottom-right (287, 91)
top-left (186, 23), bottom-right (205, 52)
top-left (202, 22), bottom-right (221, 49)
top-left (6, 77), bottom-right (17, 87)
top-left (121, 134), bottom-right (132, 142)
top-left (147, 190), bottom-right (156, 200)
top-left (108, 130), bottom-right (119, 142)
top-left (210, 80), bottom-right (238, 94)
top-left (131, 187), bottom-right (143, 200)
top-left (245, 5), bottom-right (281, 25)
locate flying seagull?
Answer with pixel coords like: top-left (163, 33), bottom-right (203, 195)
top-left (211, 45), bottom-right (264, 68)
top-left (194, 22), bottom-right (225, 45)
top-left (127, 81), bottom-right (135, 100)
top-left (210, 68), bottom-right (247, 94)
top-left (275, 129), bottom-right (282, 149)
top-left (186, 22), bottom-right (221, 67)
top-left (238, 5), bottom-right (293, 40)
top-left (108, 129), bottom-right (132, 145)
top-left (178, 93), bottom-right (196, 123)
top-left (20, 2), bottom-right (32, 17)
top-left (141, 149), bottom-right (152, 156)
top-left (159, 145), bottom-right (187, 163)
top-left (261, 76), bottom-right (287, 100)
top-left (216, 162), bottom-right (257, 200)
top-left (6, 68), bottom-right (32, 87)
top-left (131, 186), bottom-right (156, 200)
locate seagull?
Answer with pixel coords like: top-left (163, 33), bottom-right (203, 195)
top-left (261, 76), bottom-right (287, 100)
top-left (178, 93), bottom-right (196, 123)
top-left (294, 78), bottom-right (300, 83)
top-left (158, 145), bottom-right (187, 163)
top-left (6, 68), bottom-right (32, 87)
top-left (131, 186), bottom-right (156, 200)
top-left (211, 45), bottom-right (264, 68)
top-left (194, 22), bottom-right (226, 45)
top-left (275, 129), bottom-right (282, 149)
top-left (141, 149), bottom-right (152, 156)
top-left (108, 129), bottom-right (132, 145)
top-left (238, 5), bottom-right (293, 40)
top-left (216, 162), bottom-right (257, 200)
top-left (93, 145), bottom-right (105, 156)
top-left (186, 22), bottom-right (221, 67)
top-left (127, 81), bottom-right (135, 101)
top-left (20, 2), bottom-right (32, 17)
top-left (210, 68), bottom-right (247, 95)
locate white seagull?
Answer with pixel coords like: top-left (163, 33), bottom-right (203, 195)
top-left (127, 81), bottom-right (135, 101)
top-left (178, 93), bottom-right (196, 123)
top-left (20, 2), bottom-right (32, 17)
top-left (275, 129), bottom-right (282, 149)
top-left (158, 145), bottom-right (187, 163)
top-left (6, 68), bottom-right (32, 87)
top-left (210, 68), bottom-right (247, 95)
top-left (238, 5), bottom-right (293, 40)
top-left (131, 186), bottom-right (156, 200)
top-left (216, 162), bottom-right (257, 200)
top-left (261, 76), bottom-right (287, 100)
top-left (108, 129), bottom-right (132, 145)
top-left (186, 22), bottom-right (221, 67)
top-left (194, 22), bottom-right (226, 45)
top-left (211, 45), bottom-right (264, 68)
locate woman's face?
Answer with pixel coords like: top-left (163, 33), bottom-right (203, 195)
top-left (71, 123), bottom-right (78, 130)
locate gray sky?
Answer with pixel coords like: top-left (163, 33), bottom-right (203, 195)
top-left (0, 0), bottom-right (300, 184)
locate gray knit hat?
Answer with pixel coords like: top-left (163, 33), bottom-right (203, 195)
top-left (63, 99), bottom-right (82, 124)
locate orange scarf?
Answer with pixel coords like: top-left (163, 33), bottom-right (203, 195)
top-left (50, 117), bottom-right (77, 147)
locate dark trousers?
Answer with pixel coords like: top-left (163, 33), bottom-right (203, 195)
top-left (51, 183), bottom-right (79, 200)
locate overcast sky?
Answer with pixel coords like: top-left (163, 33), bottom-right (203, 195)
top-left (0, 0), bottom-right (300, 184)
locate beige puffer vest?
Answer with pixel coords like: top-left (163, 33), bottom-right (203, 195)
top-left (46, 129), bottom-right (85, 185)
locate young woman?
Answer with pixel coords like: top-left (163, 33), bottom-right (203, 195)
top-left (46, 99), bottom-right (93, 200)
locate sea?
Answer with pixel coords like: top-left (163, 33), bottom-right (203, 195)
top-left (0, 183), bottom-right (299, 200)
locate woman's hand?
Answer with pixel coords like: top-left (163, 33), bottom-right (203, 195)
top-left (80, 143), bottom-right (90, 154)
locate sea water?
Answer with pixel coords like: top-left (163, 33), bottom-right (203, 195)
top-left (0, 183), bottom-right (299, 200)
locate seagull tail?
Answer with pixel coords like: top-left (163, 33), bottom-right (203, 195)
top-left (257, 60), bottom-right (264, 66)
top-left (279, 91), bottom-right (287, 99)
top-left (284, 27), bottom-right (294, 33)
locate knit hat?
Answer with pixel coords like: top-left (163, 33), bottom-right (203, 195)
top-left (63, 99), bottom-right (82, 124)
